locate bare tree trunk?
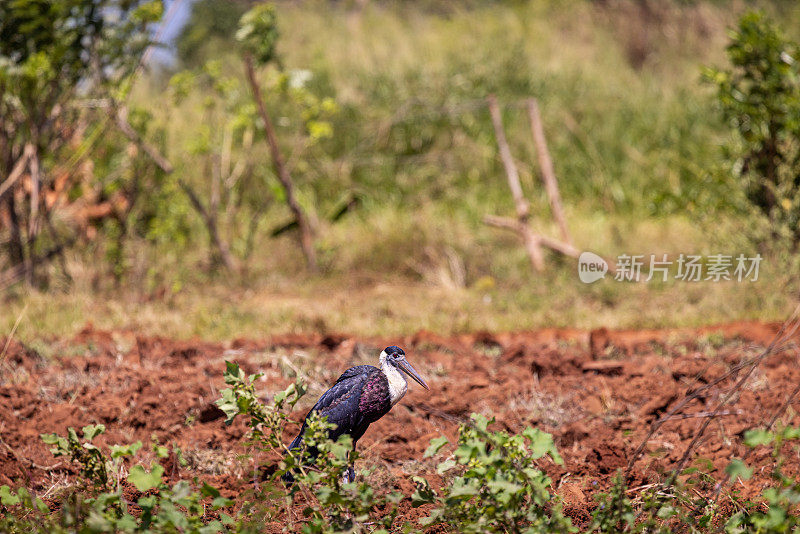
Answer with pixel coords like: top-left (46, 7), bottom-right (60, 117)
top-left (1, 145), bottom-right (33, 282)
top-left (527, 99), bottom-right (571, 245)
top-left (2, 194), bottom-right (25, 272)
top-left (486, 95), bottom-right (544, 272)
top-left (244, 54), bottom-right (317, 271)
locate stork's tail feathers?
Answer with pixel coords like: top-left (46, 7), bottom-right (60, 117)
top-left (288, 434), bottom-right (303, 451)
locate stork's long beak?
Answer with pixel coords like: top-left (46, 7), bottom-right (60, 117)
top-left (396, 358), bottom-right (430, 390)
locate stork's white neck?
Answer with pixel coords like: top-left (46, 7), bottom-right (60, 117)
top-left (380, 350), bottom-right (408, 406)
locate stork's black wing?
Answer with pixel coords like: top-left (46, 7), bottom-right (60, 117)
top-left (288, 365), bottom-right (379, 449)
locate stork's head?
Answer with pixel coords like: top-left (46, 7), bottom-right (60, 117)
top-left (380, 346), bottom-right (430, 390)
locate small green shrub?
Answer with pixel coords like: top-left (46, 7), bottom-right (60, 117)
top-left (725, 425), bottom-right (800, 533)
top-left (705, 11), bottom-right (800, 247)
top-left (2, 424), bottom-right (232, 533)
top-left (41, 424), bottom-right (110, 488)
top-left (589, 474), bottom-right (635, 533)
top-left (413, 413), bottom-right (573, 533)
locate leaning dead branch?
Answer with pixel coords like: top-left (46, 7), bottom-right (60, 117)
top-left (0, 144), bottom-right (35, 204)
top-left (486, 95), bottom-right (544, 272)
top-left (527, 99), bottom-right (571, 245)
top-left (485, 96), bottom-right (612, 273)
top-left (483, 215), bottom-right (582, 259)
top-left (178, 179), bottom-right (236, 272)
top-left (113, 104), bottom-right (174, 174)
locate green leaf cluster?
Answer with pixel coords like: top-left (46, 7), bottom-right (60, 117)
top-left (413, 413), bottom-right (573, 533)
top-left (236, 4), bottom-right (279, 66)
top-left (2, 425), bottom-right (232, 532)
top-left (704, 11), bottom-right (800, 247)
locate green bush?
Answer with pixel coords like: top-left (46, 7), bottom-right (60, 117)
top-left (412, 413), bottom-right (573, 533)
top-left (725, 425), bottom-right (800, 533)
top-left (1, 424), bottom-right (232, 533)
top-left (705, 11), bottom-right (800, 247)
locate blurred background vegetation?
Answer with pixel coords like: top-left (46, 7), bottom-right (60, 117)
top-left (2, 0), bottom-right (800, 340)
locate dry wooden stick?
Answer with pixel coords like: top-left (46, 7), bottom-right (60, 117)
top-left (244, 54), bottom-right (317, 271)
top-left (486, 95), bottom-right (544, 272)
top-left (0, 144), bottom-right (35, 203)
top-left (527, 99), bottom-right (571, 245)
top-left (483, 215), bottom-right (580, 258)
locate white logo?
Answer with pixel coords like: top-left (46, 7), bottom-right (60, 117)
top-left (578, 251), bottom-right (608, 283)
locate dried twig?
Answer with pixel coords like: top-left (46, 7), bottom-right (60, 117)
top-left (0, 144), bottom-right (35, 203)
top-left (0, 303), bottom-right (27, 364)
top-left (625, 312), bottom-right (800, 477)
top-left (114, 104), bottom-right (173, 173)
top-left (707, 346), bottom-right (800, 505)
top-left (486, 95), bottom-right (544, 271)
top-left (178, 179), bottom-right (236, 272)
top-left (527, 99), bottom-right (571, 245)
top-left (625, 305), bottom-right (800, 527)
top-left (663, 410), bottom-right (742, 421)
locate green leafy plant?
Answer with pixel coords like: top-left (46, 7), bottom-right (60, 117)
top-left (413, 413), bottom-right (573, 533)
top-left (0, 0), bottom-right (164, 287)
top-left (41, 424), bottom-right (110, 488)
top-left (704, 11), bottom-right (800, 247)
top-left (589, 473), bottom-right (635, 533)
top-left (2, 424), bottom-right (232, 532)
top-left (724, 425), bottom-right (800, 533)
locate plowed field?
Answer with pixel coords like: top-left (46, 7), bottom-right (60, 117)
top-left (1, 321), bottom-right (797, 528)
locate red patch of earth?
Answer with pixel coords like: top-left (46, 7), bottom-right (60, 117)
top-left (0, 321), bottom-right (798, 530)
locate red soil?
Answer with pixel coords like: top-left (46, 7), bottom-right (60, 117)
top-left (0, 321), bottom-right (798, 529)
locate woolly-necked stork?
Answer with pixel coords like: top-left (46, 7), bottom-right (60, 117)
top-left (285, 346), bottom-right (429, 482)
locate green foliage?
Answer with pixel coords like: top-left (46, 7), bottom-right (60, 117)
top-left (590, 474), bottom-right (635, 533)
top-left (237, 4), bottom-right (279, 66)
top-left (216, 360), bottom-right (306, 446)
top-left (705, 11), bottom-right (800, 246)
top-left (293, 414), bottom-right (403, 533)
top-left (166, 9), bottom-right (339, 267)
top-left (413, 413), bottom-right (573, 533)
top-left (725, 425), bottom-right (800, 533)
top-left (2, 425), bottom-right (231, 532)
top-left (41, 424), bottom-right (109, 488)
top-left (176, 0), bottom-right (247, 67)
top-left (0, 485), bottom-right (51, 533)
top-left (0, 0), bottom-right (166, 286)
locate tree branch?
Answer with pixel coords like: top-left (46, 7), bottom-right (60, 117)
top-left (0, 144), bottom-right (35, 203)
top-left (244, 54), bottom-right (317, 271)
top-left (487, 95), bottom-right (543, 271)
top-left (527, 99), bottom-right (571, 245)
top-left (178, 179), bottom-right (236, 272)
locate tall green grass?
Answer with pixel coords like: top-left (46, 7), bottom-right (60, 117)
top-left (9, 1), bottom-right (799, 339)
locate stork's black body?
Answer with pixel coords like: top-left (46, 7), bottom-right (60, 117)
top-left (285, 346), bottom-right (429, 482)
top-left (288, 365), bottom-right (393, 450)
